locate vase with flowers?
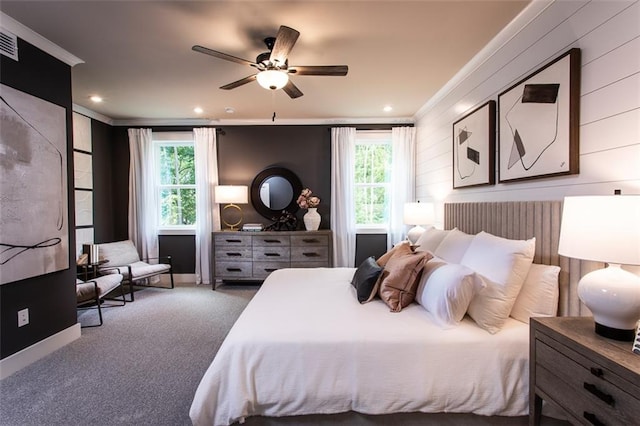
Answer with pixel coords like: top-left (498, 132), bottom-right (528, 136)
top-left (297, 188), bottom-right (321, 231)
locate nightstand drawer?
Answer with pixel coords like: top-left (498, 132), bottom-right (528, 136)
top-left (253, 262), bottom-right (289, 279)
top-left (253, 246), bottom-right (290, 261)
top-left (253, 235), bottom-right (290, 246)
top-left (215, 261), bottom-right (252, 278)
top-left (291, 235), bottom-right (329, 247)
top-left (291, 246), bottom-right (328, 262)
top-left (214, 234), bottom-right (252, 247)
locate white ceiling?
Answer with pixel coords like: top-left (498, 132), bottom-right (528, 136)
top-left (0, 1), bottom-right (529, 124)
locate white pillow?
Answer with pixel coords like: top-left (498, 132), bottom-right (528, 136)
top-left (433, 228), bottom-right (474, 263)
top-left (510, 263), bottom-right (560, 324)
top-left (414, 227), bottom-right (451, 253)
top-left (415, 260), bottom-right (486, 328)
top-left (462, 231), bottom-right (536, 334)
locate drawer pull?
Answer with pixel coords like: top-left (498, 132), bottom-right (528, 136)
top-left (226, 252), bottom-right (242, 257)
top-left (590, 367), bottom-right (604, 378)
top-left (583, 382), bottom-right (614, 406)
top-left (583, 412), bottom-right (605, 426)
top-left (225, 239), bottom-right (242, 243)
top-left (302, 252), bottom-right (320, 257)
top-left (264, 253), bottom-right (281, 257)
top-left (264, 239), bottom-right (282, 244)
top-left (226, 268), bottom-right (242, 272)
top-left (302, 238), bottom-right (320, 243)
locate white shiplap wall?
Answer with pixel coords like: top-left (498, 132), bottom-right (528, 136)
top-left (414, 0), bottom-right (640, 226)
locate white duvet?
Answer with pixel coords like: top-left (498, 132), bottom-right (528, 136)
top-left (190, 268), bottom-right (530, 426)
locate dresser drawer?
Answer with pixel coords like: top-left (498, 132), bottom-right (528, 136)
top-left (253, 262), bottom-right (289, 279)
top-left (253, 235), bottom-right (290, 246)
top-left (215, 247), bottom-right (252, 260)
top-left (291, 234), bottom-right (329, 247)
top-left (214, 234), bottom-right (252, 247)
top-left (291, 246), bottom-right (328, 263)
top-left (291, 261), bottom-right (328, 269)
top-left (253, 246), bottom-right (290, 262)
top-left (215, 261), bottom-right (252, 278)
top-left (536, 339), bottom-right (640, 424)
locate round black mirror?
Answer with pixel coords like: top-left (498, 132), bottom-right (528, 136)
top-left (251, 167), bottom-right (303, 219)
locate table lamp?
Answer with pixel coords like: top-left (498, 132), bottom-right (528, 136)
top-left (558, 194), bottom-right (640, 341)
top-left (403, 202), bottom-right (435, 245)
top-left (215, 185), bottom-right (248, 231)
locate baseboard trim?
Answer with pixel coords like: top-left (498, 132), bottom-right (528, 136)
top-left (0, 323), bottom-right (81, 380)
top-left (159, 273), bottom-right (197, 285)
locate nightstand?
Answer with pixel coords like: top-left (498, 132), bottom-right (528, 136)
top-left (530, 317), bottom-right (640, 426)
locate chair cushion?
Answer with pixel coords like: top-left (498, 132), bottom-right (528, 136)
top-left (93, 274), bottom-right (124, 296)
top-left (77, 274), bottom-right (123, 303)
top-left (76, 282), bottom-right (98, 303)
top-left (98, 240), bottom-right (140, 267)
top-left (130, 261), bottom-right (171, 280)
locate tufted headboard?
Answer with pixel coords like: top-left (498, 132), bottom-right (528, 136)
top-left (444, 201), bottom-right (599, 317)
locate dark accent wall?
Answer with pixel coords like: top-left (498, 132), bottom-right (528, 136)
top-left (1, 39), bottom-right (76, 359)
top-left (91, 120), bottom-right (115, 243)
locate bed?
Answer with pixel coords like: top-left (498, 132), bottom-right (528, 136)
top-left (190, 201), bottom-right (591, 426)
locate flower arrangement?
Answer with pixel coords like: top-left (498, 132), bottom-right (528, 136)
top-left (297, 188), bottom-right (320, 209)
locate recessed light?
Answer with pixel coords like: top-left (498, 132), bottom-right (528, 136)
top-left (90, 95), bottom-right (103, 103)
top-left (383, 105), bottom-right (392, 112)
top-left (224, 107), bottom-right (235, 114)
top-left (194, 107), bottom-right (203, 114)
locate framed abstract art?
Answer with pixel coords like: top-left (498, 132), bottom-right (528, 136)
top-left (452, 100), bottom-right (496, 189)
top-left (498, 48), bottom-right (580, 183)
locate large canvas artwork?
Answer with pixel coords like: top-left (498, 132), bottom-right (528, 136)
top-left (0, 84), bottom-right (69, 284)
top-left (498, 48), bottom-right (580, 182)
top-left (452, 100), bottom-right (496, 188)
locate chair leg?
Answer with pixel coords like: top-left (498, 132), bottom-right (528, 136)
top-left (170, 271), bottom-right (174, 289)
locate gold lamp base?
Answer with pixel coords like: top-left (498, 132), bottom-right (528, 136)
top-left (222, 203), bottom-right (243, 231)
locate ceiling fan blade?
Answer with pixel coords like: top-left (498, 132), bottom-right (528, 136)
top-left (220, 74), bottom-right (257, 90)
top-left (288, 65), bottom-right (349, 76)
top-left (192, 45), bottom-right (257, 67)
top-left (282, 80), bottom-right (303, 99)
top-left (269, 26), bottom-right (300, 65)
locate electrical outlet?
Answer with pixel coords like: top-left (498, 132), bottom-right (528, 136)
top-left (18, 308), bottom-right (29, 327)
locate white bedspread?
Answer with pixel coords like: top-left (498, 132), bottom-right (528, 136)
top-left (190, 268), bottom-right (530, 426)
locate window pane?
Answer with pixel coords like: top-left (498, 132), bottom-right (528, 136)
top-left (180, 188), bottom-right (196, 225)
top-left (159, 188), bottom-right (196, 226)
top-left (176, 146), bottom-right (195, 185)
top-left (159, 146), bottom-right (177, 185)
top-left (355, 186), bottom-right (388, 225)
top-left (355, 144), bottom-right (391, 184)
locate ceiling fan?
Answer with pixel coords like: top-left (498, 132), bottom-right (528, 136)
top-left (192, 25), bottom-right (348, 99)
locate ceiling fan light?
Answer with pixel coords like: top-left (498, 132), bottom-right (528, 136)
top-left (256, 70), bottom-right (289, 91)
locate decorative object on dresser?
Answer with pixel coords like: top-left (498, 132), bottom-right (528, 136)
top-left (530, 317), bottom-right (640, 426)
top-left (215, 185), bottom-right (249, 231)
top-left (498, 48), bottom-right (580, 183)
top-left (403, 201), bottom-right (435, 244)
top-left (297, 187), bottom-right (321, 231)
top-left (212, 230), bottom-right (332, 289)
top-left (558, 194), bottom-right (640, 341)
top-left (452, 100), bottom-right (496, 189)
top-left (264, 210), bottom-right (297, 231)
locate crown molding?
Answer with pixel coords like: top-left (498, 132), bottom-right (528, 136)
top-left (0, 12), bottom-right (83, 66)
top-left (413, 0), bottom-right (553, 120)
top-left (72, 104), bottom-right (114, 125)
top-left (112, 116), bottom-right (414, 127)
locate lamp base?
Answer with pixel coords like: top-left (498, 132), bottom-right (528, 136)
top-left (594, 322), bottom-right (635, 342)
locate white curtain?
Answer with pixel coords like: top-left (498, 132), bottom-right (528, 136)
top-left (128, 128), bottom-right (158, 260)
top-left (331, 127), bottom-right (357, 267)
top-left (388, 126), bottom-right (416, 248)
top-left (193, 128), bottom-right (220, 285)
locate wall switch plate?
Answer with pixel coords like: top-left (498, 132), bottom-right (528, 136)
top-left (18, 308), bottom-right (29, 327)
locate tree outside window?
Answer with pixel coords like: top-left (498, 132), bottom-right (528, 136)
top-left (156, 142), bottom-right (196, 227)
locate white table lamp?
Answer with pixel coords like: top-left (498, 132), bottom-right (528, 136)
top-left (558, 195), bottom-right (640, 341)
top-left (403, 202), bottom-right (435, 245)
top-left (215, 185), bottom-right (248, 231)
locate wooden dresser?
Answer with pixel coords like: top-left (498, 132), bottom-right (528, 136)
top-left (530, 317), bottom-right (640, 426)
top-left (212, 230), bottom-right (332, 289)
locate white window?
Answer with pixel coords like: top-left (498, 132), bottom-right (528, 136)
top-left (354, 130), bottom-right (392, 230)
top-left (153, 132), bottom-right (196, 231)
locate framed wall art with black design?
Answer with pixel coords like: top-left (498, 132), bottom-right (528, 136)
top-left (498, 48), bottom-right (580, 183)
top-left (452, 100), bottom-right (496, 189)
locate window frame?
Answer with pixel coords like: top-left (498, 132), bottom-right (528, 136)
top-left (152, 132), bottom-right (196, 235)
top-left (354, 130), bottom-right (392, 233)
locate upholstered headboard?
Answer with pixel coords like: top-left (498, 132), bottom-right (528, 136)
top-left (444, 201), bottom-right (599, 317)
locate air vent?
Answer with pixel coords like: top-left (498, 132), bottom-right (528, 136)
top-left (0, 29), bottom-right (19, 61)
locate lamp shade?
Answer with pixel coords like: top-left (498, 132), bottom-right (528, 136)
top-left (214, 185), bottom-right (248, 204)
top-left (558, 195), bottom-right (640, 265)
top-left (256, 70), bottom-right (289, 90)
top-left (403, 202), bottom-right (435, 225)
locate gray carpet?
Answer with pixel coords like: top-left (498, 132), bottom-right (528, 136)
top-left (0, 283), bottom-right (569, 426)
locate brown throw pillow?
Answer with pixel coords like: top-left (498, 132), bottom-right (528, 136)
top-left (376, 241), bottom-right (412, 267)
top-left (378, 250), bottom-right (432, 312)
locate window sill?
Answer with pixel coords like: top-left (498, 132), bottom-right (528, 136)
top-left (355, 227), bottom-right (388, 235)
top-left (158, 228), bottom-right (195, 236)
